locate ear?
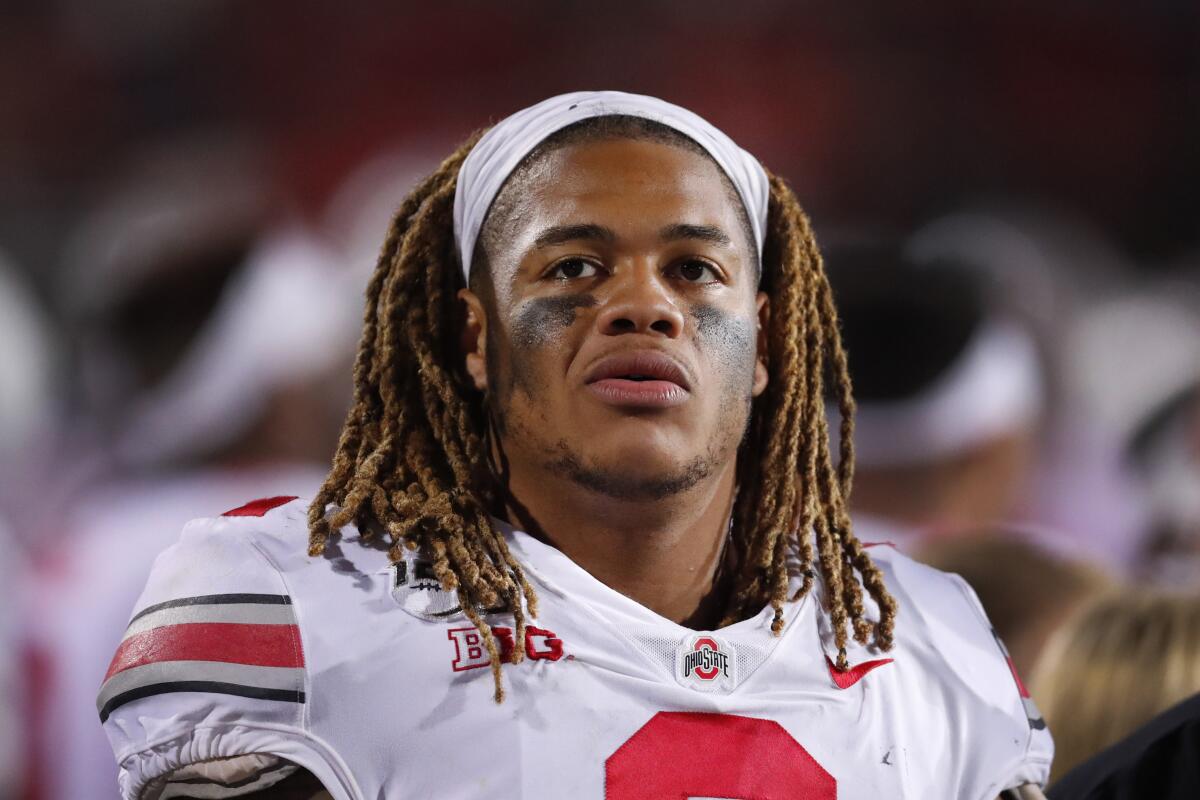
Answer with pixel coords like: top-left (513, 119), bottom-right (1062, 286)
top-left (752, 291), bottom-right (769, 397)
top-left (458, 288), bottom-right (489, 391)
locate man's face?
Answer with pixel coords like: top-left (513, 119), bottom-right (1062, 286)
top-left (460, 137), bottom-right (768, 502)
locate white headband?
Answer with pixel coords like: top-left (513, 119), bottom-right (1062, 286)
top-left (836, 320), bottom-right (1044, 467)
top-left (453, 90), bottom-right (770, 281)
top-left (113, 228), bottom-right (360, 466)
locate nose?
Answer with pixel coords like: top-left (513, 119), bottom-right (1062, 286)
top-left (594, 266), bottom-right (685, 338)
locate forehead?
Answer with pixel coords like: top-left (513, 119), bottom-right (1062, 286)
top-left (484, 137), bottom-right (752, 262)
top-left (536, 137), bottom-right (733, 204)
top-left (537, 138), bottom-right (742, 227)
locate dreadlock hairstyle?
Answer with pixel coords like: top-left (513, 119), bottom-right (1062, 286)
top-left (308, 116), bottom-right (897, 702)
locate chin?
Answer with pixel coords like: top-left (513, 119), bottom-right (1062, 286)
top-left (598, 427), bottom-right (694, 467)
top-left (553, 436), bottom-right (717, 502)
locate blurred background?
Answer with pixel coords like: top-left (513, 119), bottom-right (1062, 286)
top-left (1, 2), bottom-right (1198, 797)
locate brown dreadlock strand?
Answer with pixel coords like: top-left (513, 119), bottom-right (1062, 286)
top-left (308, 123), bottom-right (897, 703)
top-left (307, 133), bottom-right (533, 702)
top-left (719, 173), bottom-right (896, 667)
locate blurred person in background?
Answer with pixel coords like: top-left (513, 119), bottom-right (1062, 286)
top-left (909, 210), bottom-right (1144, 570)
top-left (26, 148), bottom-right (362, 800)
top-left (0, 252), bottom-right (61, 800)
top-left (1047, 690), bottom-right (1200, 799)
top-left (0, 249), bottom-right (62, 521)
top-left (916, 531), bottom-right (1110, 677)
top-left (1032, 589), bottom-right (1200, 785)
top-left (825, 239), bottom-right (1045, 551)
top-left (1065, 289), bottom-right (1200, 586)
top-left (321, 147), bottom-right (441, 280)
top-left (0, 517), bottom-right (23, 800)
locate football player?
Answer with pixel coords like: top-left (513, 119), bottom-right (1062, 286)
top-left (99, 91), bottom-right (1052, 798)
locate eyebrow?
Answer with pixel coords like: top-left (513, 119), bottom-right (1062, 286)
top-left (658, 223), bottom-right (732, 247)
top-left (532, 222), bottom-right (734, 250)
top-left (533, 224), bottom-right (616, 249)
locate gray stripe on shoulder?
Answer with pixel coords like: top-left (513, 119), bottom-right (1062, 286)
top-left (124, 602), bottom-right (297, 639)
top-left (97, 660), bottom-right (305, 714)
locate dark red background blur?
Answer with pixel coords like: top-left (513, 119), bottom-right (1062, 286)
top-left (3, 1), bottom-right (1198, 286)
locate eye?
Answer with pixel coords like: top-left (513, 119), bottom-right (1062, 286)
top-left (548, 258), bottom-right (600, 281)
top-left (673, 259), bottom-right (721, 284)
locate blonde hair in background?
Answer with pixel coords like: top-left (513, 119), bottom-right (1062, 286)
top-left (1031, 589), bottom-right (1200, 781)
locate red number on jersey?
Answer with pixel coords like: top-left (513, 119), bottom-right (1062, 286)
top-left (605, 711), bottom-right (836, 799)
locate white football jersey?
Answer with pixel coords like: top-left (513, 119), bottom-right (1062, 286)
top-left (99, 496), bottom-right (1051, 799)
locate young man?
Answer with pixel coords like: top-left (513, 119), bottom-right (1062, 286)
top-left (98, 92), bottom-right (1052, 799)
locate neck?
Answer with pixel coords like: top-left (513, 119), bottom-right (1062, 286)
top-left (503, 459), bottom-right (739, 629)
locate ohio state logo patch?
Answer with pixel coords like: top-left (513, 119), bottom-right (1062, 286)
top-left (448, 625), bottom-right (564, 671)
top-left (675, 634), bottom-right (736, 692)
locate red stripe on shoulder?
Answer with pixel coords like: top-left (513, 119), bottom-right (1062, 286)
top-left (222, 496), bottom-right (299, 517)
top-left (1006, 655), bottom-right (1031, 698)
top-left (861, 541), bottom-right (897, 549)
top-left (105, 622), bottom-right (305, 681)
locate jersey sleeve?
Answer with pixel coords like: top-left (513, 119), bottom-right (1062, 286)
top-left (947, 572), bottom-right (1054, 793)
top-left (96, 511), bottom-right (353, 800)
top-left (875, 549), bottom-right (1054, 798)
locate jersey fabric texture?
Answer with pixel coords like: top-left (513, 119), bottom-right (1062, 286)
top-left (99, 497), bottom-right (1052, 799)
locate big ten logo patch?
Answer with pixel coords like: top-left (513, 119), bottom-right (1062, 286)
top-left (448, 626), bottom-right (564, 672)
top-left (675, 634), bottom-right (737, 693)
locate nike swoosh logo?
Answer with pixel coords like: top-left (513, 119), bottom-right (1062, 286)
top-left (826, 655), bottom-right (894, 689)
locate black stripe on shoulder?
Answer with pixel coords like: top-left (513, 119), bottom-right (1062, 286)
top-left (130, 593), bottom-right (293, 624)
top-left (98, 681), bottom-right (305, 723)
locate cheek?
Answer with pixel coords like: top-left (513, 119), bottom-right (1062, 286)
top-left (501, 294), bottom-right (597, 396)
top-left (692, 303), bottom-right (758, 382)
top-left (509, 294), bottom-right (598, 349)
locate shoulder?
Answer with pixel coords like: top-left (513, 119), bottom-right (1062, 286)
top-left (868, 544), bottom-right (1054, 789)
top-left (871, 543), bottom-right (996, 637)
top-left (183, 492), bottom-right (317, 555)
top-left (128, 493), bottom-right (395, 592)
top-left (870, 543), bottom-right (1031, 705)
top-left (97, 495), bottom-right (360, 800)
top-left (136, 495), bottom-right (308, 597)
top-left (100, 494), bottom-right (401, 724)
top-left (98, 494), bottom-right (310, 733)
top-left (869, 543), bottom-right (1002, 647)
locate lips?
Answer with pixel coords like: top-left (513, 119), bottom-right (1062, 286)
top-left (583, 351), bottom-right (691, 409)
